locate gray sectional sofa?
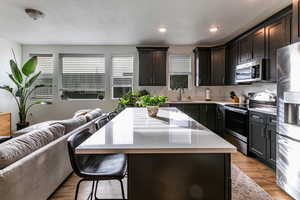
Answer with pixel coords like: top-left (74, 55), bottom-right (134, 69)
top-left (0, 108), bottom-right (104, 200)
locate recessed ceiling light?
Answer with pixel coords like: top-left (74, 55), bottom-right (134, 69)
top-left (25, 8), bottom-right (45, 20)
top-left (159, 27), bottom-right (167, 33)
top-left (210, 26), bottom-right (219, 33)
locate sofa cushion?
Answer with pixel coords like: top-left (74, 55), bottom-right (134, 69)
top-left (73, 109), bottom-right (92, 118)
top-left (85, 108), bottom-right (103, 121)
top-left (56, 116), bottom-right (87, 133)
top-left (0, 124), bottom-right (65, 169)
top-left (14, 120), bottom-right (58, 137)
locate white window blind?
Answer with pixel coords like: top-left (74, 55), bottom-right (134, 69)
top-left (61, 55), bottom-right (105, 99)
top-left (111, 56), bottom-right (134, 98)
top-left (169, 55), bottom-right (192, 74)
top-left (169, 55), bottom-right (192, 89)
top-left (31, 54), bottom-right (54, 99)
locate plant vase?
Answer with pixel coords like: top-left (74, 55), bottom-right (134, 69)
top-left (16, 122), bottom-right (30, 130)
top-left (147, 106), bottom-right (159, 117)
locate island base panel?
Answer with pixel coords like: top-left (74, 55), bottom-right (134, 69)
top-left (128, 153), bottom-right (231, 200)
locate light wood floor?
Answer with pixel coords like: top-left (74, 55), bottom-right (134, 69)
top-left (49, 152), bottom-right (293, 200)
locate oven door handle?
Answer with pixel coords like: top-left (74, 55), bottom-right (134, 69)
top-left (225, 106), bottom-right (248, 114)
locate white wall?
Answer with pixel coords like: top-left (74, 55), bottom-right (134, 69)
top-left (0, 38), bottom-right (22, 130)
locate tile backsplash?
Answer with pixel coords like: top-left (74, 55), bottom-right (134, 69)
top-left (139, 83), bottom-right (276, 101)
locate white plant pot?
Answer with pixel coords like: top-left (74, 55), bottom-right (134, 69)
top-left (147, 106), bottom-right (159, 117)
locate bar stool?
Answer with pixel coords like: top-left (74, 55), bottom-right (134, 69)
top-left (95, 115), bottom-right (110, 130)
top-left (67, 129), bottom-right (127, 200)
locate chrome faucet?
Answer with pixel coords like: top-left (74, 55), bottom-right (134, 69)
top-left (177, 88), bottom-right (184, 101)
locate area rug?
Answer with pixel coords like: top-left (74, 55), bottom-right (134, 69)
top-left (93, 164), bottom-right (272, 200)
top-left (232, 164), bottom-right (273, 200)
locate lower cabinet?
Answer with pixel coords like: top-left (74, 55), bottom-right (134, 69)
top-left (215, 105), bottom-right (225, 137)
top-left (169, 103), bottom-right (216, 133)
top-left (249, 111), bottom-right (277, 169)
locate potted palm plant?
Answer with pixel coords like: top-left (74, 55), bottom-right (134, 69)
top-left (0, 54), bottom-right (51, 130)
top-left (138, 95), bottom-right (167, 117)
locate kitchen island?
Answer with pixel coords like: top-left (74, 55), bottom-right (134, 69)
top-left (76, 107), bottom-right (236, 200)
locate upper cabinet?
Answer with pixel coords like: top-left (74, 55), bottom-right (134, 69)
top-left (194, 47), bottom-right (211, 86)
top-left (293, 0), bottom-right (300, 43)
top-left (211, 47), bottom-right (226, 85)
top-left (137, 47), bottom-right (168, 86)
top-left (265, 15), bottom-right (291, 82)
top-left (192, 6), bottom-right (292, 86)
top-left (193, 47), bottom-right (226, 86)
top-left (239, 35), bottom-right (253, 64)
top-left (252, 28), bottom-right (266, 59)
top-left (225, 42), bottom-right (239, 85)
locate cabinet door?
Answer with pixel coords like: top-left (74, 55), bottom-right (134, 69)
top-left (239, 35), bottom-right (252, 64)
top-left (199, 104), bottom-right (208, 126)
top-left (266, 126), bottom-right (277, 169)
top-left (215, 105), bottom-right (225, 136)
top-left (225, 43), bottom-right (238, 85)
top-left (139, 52), bottom-right (153, 86)
top-left (252, 28), bottom-right (266, 59)
top-left (293, 0), bottom-right (300, 43)
top-left (266, 19), bottom-right (286, 82)
top-left (206, 104), bottom-right (216, 131)
top-left (249, 120), bottom-right (267, 159)
top-left (211, 47), bottom-right (225, 85)
top-left (153, 51), bottom-right (167, 86)
top-left (194, 48), bottom-right (211, 86)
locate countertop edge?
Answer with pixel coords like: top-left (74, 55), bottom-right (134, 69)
top-left (76, 147), bottom-right (237, 154)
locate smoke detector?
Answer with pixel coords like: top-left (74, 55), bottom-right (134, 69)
top-left (25, 8), bottom-right (45, 20)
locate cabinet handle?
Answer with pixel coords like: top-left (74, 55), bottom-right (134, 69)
top-left (261, 127), bottom-right (267, 138)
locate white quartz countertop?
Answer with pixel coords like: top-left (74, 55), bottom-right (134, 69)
top-left (76, 107), bottom-right (236, 154)
top-left (166, 100), bottom-right (238, 106)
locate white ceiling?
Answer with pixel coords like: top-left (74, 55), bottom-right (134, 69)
top-left (0, 0), bottom-right (292, 45)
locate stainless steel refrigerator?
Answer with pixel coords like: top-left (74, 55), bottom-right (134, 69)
top-left (277, 42), bottom-right (300, 200)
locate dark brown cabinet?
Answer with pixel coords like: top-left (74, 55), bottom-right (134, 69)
top-left (252, 28), bottom-right (266, 59)
top-left (168, 103), bottom-right (216, 132)
top-left (194, 47), bottom-right (225, 86)
top-left (211, 47), bottom-right (226, 85)
top-left (239, 35), bottom-right (253, 64)
top-left (225, 42), bottom-right (239, 85)
top-left (137, 47), bottom-right (168, 86)
top-left (249, 112), bottom-right (267, 159)
top-left (266, 16), bottom-right (291, 82)
top-left (293, 0), bottom-right (300, 43)
top-left (215, 105), bottom-right (225, 137)
top-left (194, 47), bottom-right (211, 86)
top-left (249, 111), bottom-right (277, 169)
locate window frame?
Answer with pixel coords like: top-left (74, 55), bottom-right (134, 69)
top-left (29, 53), bottom-right (54, 100)
top-left (168, 54), bottom-right (193, 90)
top-left (59, 53), bottom-right (106, 100)
top-left (110, 54), bottom-right (135, 100)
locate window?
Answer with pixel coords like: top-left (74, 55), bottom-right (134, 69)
top-left (61, 54), bottom-right (105, 100)
top-left (31, 54), bottom-right (54, 99)
top-left (169, 55), bottom-right (192, 89)
top-left (111, 56), bottom-right (134, 99)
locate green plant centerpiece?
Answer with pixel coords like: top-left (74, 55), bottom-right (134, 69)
top-left (115, 90), bottom-right (149, 113)
top-left (138, 95), bottom-right (167, 117)
top-left (0, 55), bottom-right (51, 130)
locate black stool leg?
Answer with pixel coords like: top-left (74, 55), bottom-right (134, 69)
top-left (90, 181), bottom-right (95, 200)
top-left (75, 179), bottom-right (85, 200)
top-left (119, 179), bottom-right (125, 199)
top-left (94, 180), bottom-right (101, 200)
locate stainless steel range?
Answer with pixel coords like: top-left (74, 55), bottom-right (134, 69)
top-left (224, 92), bottom-right (276, 155)
top-left (276, 42), bottom-right (300, 200)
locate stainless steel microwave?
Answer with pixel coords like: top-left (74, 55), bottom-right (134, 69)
top-left (235, 59), bottom-right (265, 83)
